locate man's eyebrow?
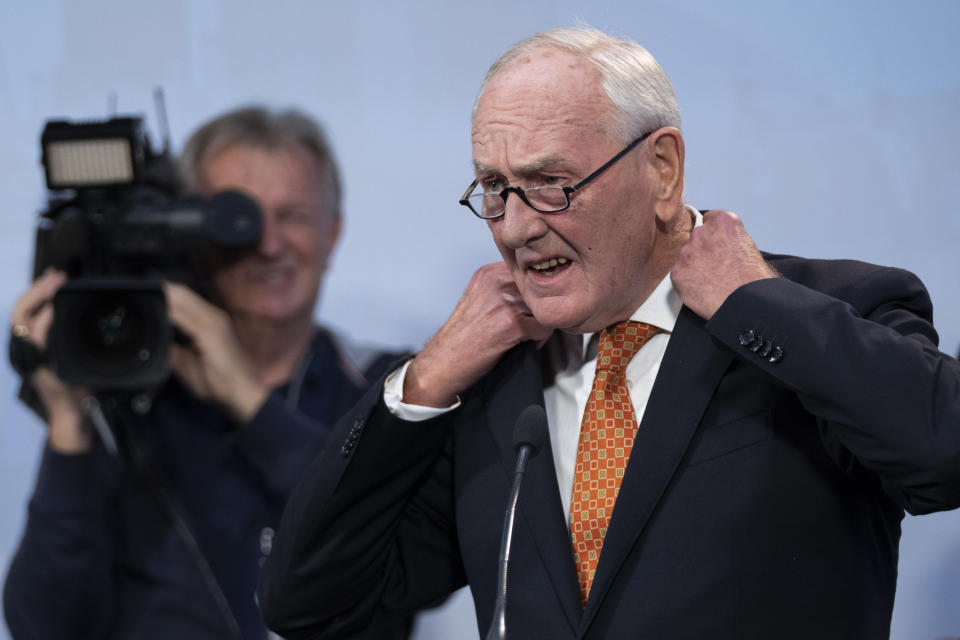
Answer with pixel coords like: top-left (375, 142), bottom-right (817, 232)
top-left (474, 154), bottom-right (572, 178)
top-left (473, 161), bottom-right (499, 175)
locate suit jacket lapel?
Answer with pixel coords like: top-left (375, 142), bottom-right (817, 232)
top-left (484, 341), bottom-right (583, 633)
top-left (579, 307), bottom-right (734, 633)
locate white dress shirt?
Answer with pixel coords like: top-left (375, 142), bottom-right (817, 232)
top-left (385, 207), bottom-right (701, 516)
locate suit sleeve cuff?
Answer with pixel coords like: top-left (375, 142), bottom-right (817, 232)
top-left (705, 277), bottom-right (794, 362)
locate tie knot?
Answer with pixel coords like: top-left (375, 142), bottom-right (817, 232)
top-left (596, 321), bottom-right (659, 373)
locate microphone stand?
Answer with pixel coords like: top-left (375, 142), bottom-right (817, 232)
top-left (485, 405), bottom-right (547, 640)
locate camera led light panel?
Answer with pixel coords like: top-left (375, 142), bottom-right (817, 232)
top-left (44, 137), bottom-right (135, 188)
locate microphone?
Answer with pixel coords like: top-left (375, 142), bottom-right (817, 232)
top-left (485, 405), bottom-right (548, 640)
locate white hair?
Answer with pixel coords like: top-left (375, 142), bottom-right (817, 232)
top-left (474, 27), bottom-right (681, 143)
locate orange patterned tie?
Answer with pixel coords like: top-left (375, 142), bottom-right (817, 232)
top-left (569, 320), bottom-right (660, 606)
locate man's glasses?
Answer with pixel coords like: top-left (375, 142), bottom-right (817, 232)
top-left (459, 130), bottom-right (653, 220)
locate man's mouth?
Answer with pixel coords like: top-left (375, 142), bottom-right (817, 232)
top-left (529, 257), bottom-right (570, 276)
top-left (246, 264), bottom-right (294, 284)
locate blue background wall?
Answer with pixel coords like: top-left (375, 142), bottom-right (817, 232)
top-left (1, 2), bottom-right (957, 638)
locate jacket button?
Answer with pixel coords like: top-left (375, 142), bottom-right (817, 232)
top-left (749, 335), bottom-right (765, 352)
top-left (768, 345), bottom-right (784, 363)
top-left (739, 329), bottom-right (755, 346)
top-left (260, 527), bottom-right (275, 555)
top-left (758, 340), bottom-right (772, 358)
top-left (340, 444), bottom-right (353, 458)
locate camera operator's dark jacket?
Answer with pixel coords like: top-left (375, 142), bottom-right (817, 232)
top-left (3, 328), bottom-right (409, 640)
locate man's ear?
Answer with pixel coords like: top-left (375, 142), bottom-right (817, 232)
top-left (648, 128), bottom-right (685, 221)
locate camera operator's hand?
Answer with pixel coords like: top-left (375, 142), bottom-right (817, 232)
top-left (10, 269), bottom-right (93, 453)
top-left (164, 282), bottom-right (268, 423)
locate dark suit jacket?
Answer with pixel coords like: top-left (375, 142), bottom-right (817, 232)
top-left (260, 256), bottom-right (960, 640)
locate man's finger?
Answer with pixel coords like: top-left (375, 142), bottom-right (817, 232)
top-left (700, 209), bottom-right (741, 224)
top-left (30, 305), bottom-right (55, 350)
top-left (12, 270), bottom-right (67, 325)
top-left (164, 281), bottom-right (226, 340)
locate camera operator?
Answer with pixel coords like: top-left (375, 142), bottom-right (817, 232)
top-left (3, 106), bottom-right (409, 639)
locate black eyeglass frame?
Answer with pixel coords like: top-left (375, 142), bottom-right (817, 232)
top-left (459, 130), bottom-right (654, 220)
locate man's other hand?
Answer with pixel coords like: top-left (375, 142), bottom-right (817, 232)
top-left (403, 262), bottom-right (551, 408)
top-left (11, 269), bottom-right (92, 452)
top-left (672, 210), bottom-right (778, 320)
top-left (164, 282), bottom-right (268, 422)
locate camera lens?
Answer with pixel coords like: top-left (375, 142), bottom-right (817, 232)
top-left (51, 278), bottom-right (171, 390)
top-left (74, 293), bottom-right (156, 373)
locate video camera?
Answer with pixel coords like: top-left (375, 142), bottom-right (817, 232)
top-left (32, 114), bottom-right (262, 391)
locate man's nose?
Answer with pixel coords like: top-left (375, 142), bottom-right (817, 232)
top-left (257, 213), bottom-right (286, 256)
top-left (495, 190), bottom-right (549, 249)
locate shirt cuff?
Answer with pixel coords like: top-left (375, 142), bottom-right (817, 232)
top-left (383, 359), bottom-right (461, 421)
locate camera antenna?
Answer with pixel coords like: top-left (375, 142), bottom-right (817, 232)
top-left (153, 87), bottom-right (172, 155)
